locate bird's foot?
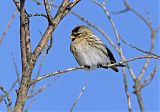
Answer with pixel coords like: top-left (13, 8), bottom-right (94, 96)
top-left (84, 65), bottom-right (91, 69)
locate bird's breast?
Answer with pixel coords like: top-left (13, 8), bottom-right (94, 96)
top-left (71, 41), bottom-right (110, 68)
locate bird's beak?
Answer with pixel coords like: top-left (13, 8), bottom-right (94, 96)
top-left (70, 35), bottom-right (75, 39)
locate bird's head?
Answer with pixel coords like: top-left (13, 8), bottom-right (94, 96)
top-left (70, 25), bottom-right (93, 41)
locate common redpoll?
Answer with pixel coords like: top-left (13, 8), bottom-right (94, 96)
top-left (70, 25), bottom-right (123, 72)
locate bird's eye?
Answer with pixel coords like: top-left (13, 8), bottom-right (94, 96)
top-left (74, 33), bottom-right (81, 36)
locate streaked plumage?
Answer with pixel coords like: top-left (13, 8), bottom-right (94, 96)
top-left (70, 25), bottom-right (120, 72)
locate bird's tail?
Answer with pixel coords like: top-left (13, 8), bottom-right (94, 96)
top-left (110, 66), bottom-right (119, 72)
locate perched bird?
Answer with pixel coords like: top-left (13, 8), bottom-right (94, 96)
top-left (70, 25), bottom-right (123, 72)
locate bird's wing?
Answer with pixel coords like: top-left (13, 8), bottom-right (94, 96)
top-left (105, 46), bottom-right (117, 63)
top-left (91, 35), bottom-right (117, 63)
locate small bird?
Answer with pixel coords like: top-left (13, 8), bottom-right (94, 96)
top-left (70, 25), bottom-right (123, 72)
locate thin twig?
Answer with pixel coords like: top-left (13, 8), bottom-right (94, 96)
top-left (9, 79), bottom-right (19, 93)
top-left (119, 35), bottom-right (160, 58)
top-left (44, 0), bottom-right (52, 22)
top-left (0, 9), bottom-right (18, 45)
top-left (28, 76), bottom-right (60, 99)
top-left (140, 64), bottom-right (160, 89)
top-left (133, 79), bottom-right (144, 112)
top-left (31, 66), bottom-right (84, 85)
top-left (70, 82), bottom-right (88, 112)
top-left (27, 85), bottom-right (49, 99)
top-left (0, 85), bottom-right (12, 112)
top-left (31, 55), bottom-right (160, 85)
top-left (138, 31), bottom-right (156, 81)
top-left (124, 0), bottom-right (153, 31)
top-left (112, 8), bottom-right (129, 14)
top-left (29, 45), bottom-right (48, 96)
top-left (122, 68), bottom-right (132, 112)
top-left (113, 1), bottom-right (159, 112)
top-left (11, 52), bottom-right (21, 84)
top-left (28, 13), bottom-right (48, 18)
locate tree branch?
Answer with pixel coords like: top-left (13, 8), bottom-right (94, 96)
top-left (31, 66), bottom-right (84, 85)
top-left (70, 82), bottom-right (88, 112)
top-left (0, 9), bottom-right (18, 45)
top-left (31, 55), bottom-right (159, 85)
top-left (13, 0), bottom-right (81, 111)
top-left (19, 0), bottom-right (27, 70)
top-left (140, 65), bottom-right (160, 89)
top-left (112, 1), bottom-right (159, 111)
top-left (28, 13), bottom-right (48, 18)
top-left (43, 0), bottom-right (52, 23)
top-left (122, 68), bottom-right (132, 112)
top-left (119, 35), bottom-right (160, 58)
top-left (133, 79), bottom-right (144, 112)
top-left (0, 85), bottom-right (12, 112)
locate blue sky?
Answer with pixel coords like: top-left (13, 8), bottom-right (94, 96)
top-left (0, 0), bottom-right (159, 111)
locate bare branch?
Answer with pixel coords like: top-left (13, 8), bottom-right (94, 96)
top-left (133, 79), bottom-right (144, 112)
top-left (112, 1), bottom-right (159, 111)
top-left (140, 64), bottom-right (160, 89)
top-left (138, 31), bottom-right (156, 81)
top-left (9, 79), bottom-right (19, 93)
top-left (122, 68), bottom-right (133, 112)
top-left (101, 56), bottom-right (160, 69)
top-left (0, 9), bottom-right (18, 45)
top-left (13, 0), bottom-right (32, 62)
top-left (11, 52), bottom-right (21, 84)
top-left (119, 35), bottom-right (160, 58)
top-left (112, 8), bottom-right (129, 14)
top-left (124, 0), bottom-right (153, 31)
top-left (70, 82), bottom-right (88, 112)
top-left (46, 36), bottom-right (53, 54)
top-left (29, 46), bottom-right (47, 97)
top-left (121, 2), bottom-right (159, 81)
top-left (0, 85), bottom-right (12, 112)
top-left (29, 75), bottom-right (60, 99)
top-left (92, 0), bottom-right (123, 54)
top-left (31, 66), bottom-right (84, 85)
top-left (32, 0), bottom-right (42, 5)
top-left (31, 55), bottom-right (159, 85)
top-left (32, 0), bottom-right (54, 7)
top-left (44, 0), bottom-right (52, 23)
top-left (19, 0), bottom-right (27, 68)
top-left (67, 0), bottom-right (82, 9)
top-left (113, 0), bottom-right (159, 81)
top-left (13, 0), bottom-right (81, 111)
top-left (25, 15), bottom-right (32, 61)
top-left (28, 13), bottom-right (48, 19)
top-left (0, 95), bottom-right (3, 103)
top-left (27, 85), bottom-right (49, 99)
top-left (12, 0), bottom-right (31, 111)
